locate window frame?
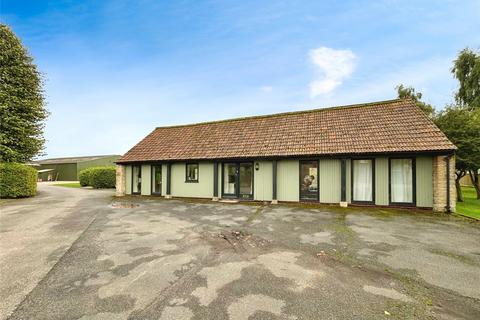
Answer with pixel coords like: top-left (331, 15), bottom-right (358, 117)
top-left (238, 162), bottom-right (254, 200)
top-left (388, 157), bottom-right (416, 206)
top-left (131, 165), bottom-right (141, 195)
top-left (220, 161), bottom-right (254, 200)
top-left (151, 164), bottom-right (162, 196)
top-left (221, 162), bottom-right (238, 198)
top-left (299, 159), bottom-right (319, 202)
top-left (185, 162), bottom-right (199, 183)
top-left (351, 158), bottom-right (376, 204)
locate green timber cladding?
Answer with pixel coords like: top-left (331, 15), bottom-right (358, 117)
top-left (38, 163), bottom-right (78, 181)
top-left (36, 155), bottom-right (120, 181)
top-left (122, 156), bottom-right (434, 208)
top-left (171, 162), bottom-right (214, 198)
top-left (116, 99), bottom-right (456, 211)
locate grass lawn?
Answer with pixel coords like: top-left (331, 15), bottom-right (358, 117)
top-left (53, 182), bottom-right (82, 188)
top-left (456, 186), bottom-right (480, 220)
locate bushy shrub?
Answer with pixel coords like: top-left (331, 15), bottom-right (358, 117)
top-left (79, 166), bottom-right (116, 189)
top-left (90, 166), bottom-right (116, 188)
top-left (0, 163), bottom-right (37, 198)
top-left (79, 167), bottom-right (94, 187)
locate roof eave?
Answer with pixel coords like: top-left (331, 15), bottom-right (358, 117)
top-left (115, 148), bottom-right (456, 164)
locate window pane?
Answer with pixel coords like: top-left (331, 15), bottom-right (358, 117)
top-left (224, 163), bottom-right (236, 194)
top-left (239, 163), bottom-right (253, 196)
top-left (132, 166), bottom-right (141, 193)
top-left (300, 161), bottom-right (318, 200)
top-left (391, 159), bottom-right (413, 203)
top-left (353, 160), bottom-right (373, 201)
top-left (186, 164), bottom-right (198, 181)
top-left (153, 166), bottom-right (161, 194)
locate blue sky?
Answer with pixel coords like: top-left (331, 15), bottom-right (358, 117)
top-left (2, 0), bottom-right (479, 158)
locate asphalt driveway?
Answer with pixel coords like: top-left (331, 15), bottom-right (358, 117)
top-left (1, 184), bottom-right (479, 320)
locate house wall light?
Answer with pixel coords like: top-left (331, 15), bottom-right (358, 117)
top-left (255, 162), bottom-right (260, 171)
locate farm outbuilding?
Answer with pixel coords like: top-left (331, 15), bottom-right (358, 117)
top-left (35, 155), bottom-right (120, 181)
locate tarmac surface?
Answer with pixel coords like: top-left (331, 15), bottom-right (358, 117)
top-left (1, 183), bottom-right (479, 319)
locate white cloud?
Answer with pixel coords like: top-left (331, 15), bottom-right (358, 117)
top-left (307, 56), bottom-right (454, 110)
top-left (260, 85), bottom-right (273, 93)
top-left (309, 46), bottom-right (356, 97)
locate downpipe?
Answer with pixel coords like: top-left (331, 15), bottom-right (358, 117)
top-left (445, 154), bottom-right (453, 213)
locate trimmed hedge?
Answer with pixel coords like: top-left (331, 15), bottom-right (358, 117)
top-left (0, 163), bottom-right (37, 198)
top-left (79, 166), bottom-right (116, 189)
top-left (90, 167), bottom-right (116, 188)
top-left (79, 167), bottom-right (94, 187)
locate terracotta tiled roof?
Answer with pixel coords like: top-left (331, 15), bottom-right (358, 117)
top-left (118, 99), bottom-right (455, 163)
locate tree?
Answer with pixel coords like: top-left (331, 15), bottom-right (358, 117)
top-left (396, 50), bottom-right (480, 200)
top-left (452, 48), bottom-right (480, 110)
top-left (451, 48), bottom-right (480, 198)
top-left (396, 84), bottom-right (435, 117)
top-left (435, 106), bottom-right (480, 200)
top-left (0, 24), bottom-right (48, 163)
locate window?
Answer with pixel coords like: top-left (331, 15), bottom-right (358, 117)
top-left (239, 162), bottom-right (253, 198)
top-left (221, 162), bottom-right (254, 199)
top-left (132, 165), bottom-right (141, 194)
top-left (352, 159), bottom-right (374, 202)
top-left (223, 163), bottom-right (236, 194)
top-left (390, 158), bottom-right (415, 204)
top-left (151, 165), bottom-right (162, 195)
top-left (300, 160), bottom-right (318, 201)
top-left (186, 163), bottom-right (199, 182)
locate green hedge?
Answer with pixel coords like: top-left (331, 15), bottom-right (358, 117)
top-left (79, 166), bottom-right (116, 189)
top-left (79, 167), bottom-right (94, 187)
top-left (0, 163), bottom-right (37, 198)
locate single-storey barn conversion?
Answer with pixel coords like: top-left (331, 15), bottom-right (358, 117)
top-left (115, 99), bottom-right (456, 212)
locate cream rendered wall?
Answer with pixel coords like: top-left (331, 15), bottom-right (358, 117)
top-left (254, 161), bottom-right (273, 201)
top-left (125, 165), bottom-right (132, 195)
top-left (416, 157), bottom-right (433, 207)
top-left (375, 157), bottom-right (389, 206)
top-left (277, 160), bottom-right (299, 201)
top-left (171, 162), bottom-right (214, 198)
top-left (141, 164), bottom-right (151, 196)
top-left (319, 159), bottom-right (341, 203)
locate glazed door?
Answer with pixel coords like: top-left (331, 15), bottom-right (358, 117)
top-left (223, 163), bottom-right (238, 197)
top-left (238, 162), bottom-right (253, 200)
top-left (151, 165), bottom-right (162, 195)
top-left (300, 160), bottom-right (318, 201)
top-left (222, 162), bottom-right (254, 199)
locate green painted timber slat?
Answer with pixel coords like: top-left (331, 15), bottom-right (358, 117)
top-left (277, 160), bottom-right (299, 201)
top-left (319, 159), bottom-right (341, 203)
top-left (170, 162), bottom-right (213, 198)
top-left (375, 157), bottom-right (389, 206)
top-left (254, 161), bottom-right (273, 201)
top-left (416, 157), bottom-right (433, 207)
